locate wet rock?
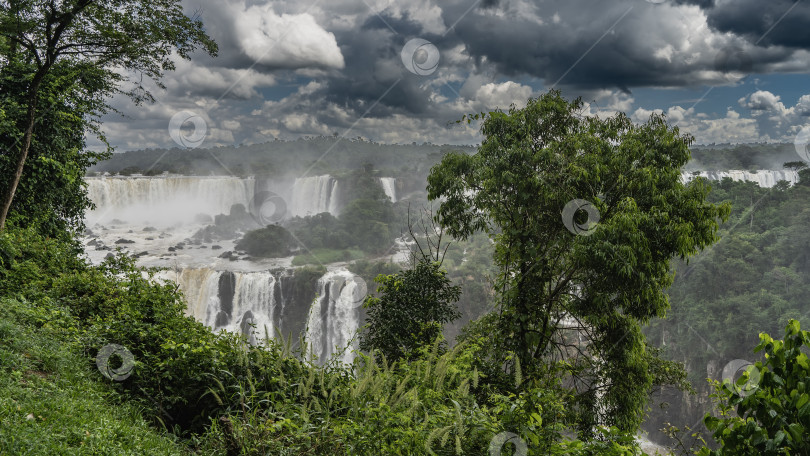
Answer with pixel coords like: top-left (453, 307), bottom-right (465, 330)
top-left (127, 230), bottom-right (134, 234)
top-left (105, 253), bottom-right (115, 259)
top-left (87, 239), bottom-right (99, 247)
top-left (145, 237), bottom-right (154, 241)
top-left (143, 226), bottom-right (157, 232)
top-left (218, 251), bottom-right (233, 259)
top-left (211, 245), bottom-right (222, 250)
top-left (168, 247), bottom-right (176, 252)
top-left (115, 238), bottom-right (135, 244)
top-left (135, 251), bottom-right (149, 258)
top-left (200, 245), bottom-right (208, 249)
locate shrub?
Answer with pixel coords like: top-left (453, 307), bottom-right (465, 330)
top-left (235, 224), bottom-right (296, 257)
top-left (698, 319), bottom-right (810, 456)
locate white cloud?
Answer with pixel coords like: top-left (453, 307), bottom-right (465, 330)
top-left (234, 4), bottom-right (344, 69)
top-left (473, 81), bottom-right (533, 109)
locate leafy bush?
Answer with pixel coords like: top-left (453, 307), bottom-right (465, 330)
top-left (0, 226), bottom-right (649, 455)
top-left (699, 320), bottom-right (810, 455)
top-left (360, 258), bottom-right (461, 362)
top-left (235, 224), bottom-right (296, 257)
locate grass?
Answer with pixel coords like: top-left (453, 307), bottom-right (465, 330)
top-left (291, 248), bottom-right (365, 266)
top-left (0, 298), bottom-right (186, 456)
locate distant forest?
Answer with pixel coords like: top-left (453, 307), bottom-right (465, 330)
top-left (89, 136), bottom-right (476, 177)
top-left (88, 138), bottom-right (802, 176)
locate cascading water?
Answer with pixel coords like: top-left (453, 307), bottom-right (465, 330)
top-left (157, 267), bottom-right (364, 363)
top-left (305, 269), bottom-right (365, 366)
top-left (379, 177), bottom-right (397, 202)
top-left (82, 173), bottom-right (374, 364)
top-left (159, 268), bottom-right (284, 343)
top-left (680, 170), bottom-right (799, 188)
top-left (289, 176), bottom-right (341, 217)
top-left (85, 176), bottom-right (255, 226)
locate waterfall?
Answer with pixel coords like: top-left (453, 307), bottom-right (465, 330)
top-left (157, 268), bottom-right (280, 345)
top-left (156, 266), bottom-right (365, 362)
top-left (290, 176), bottom-right (341, 217)
top-left (379, 177), bottom-right (397, 202)
top-left (305, 269), bottom-right (364, 366)
top-left (680, 170), bottom-right (799, 188)
top-left (85, 176), bottom-right (255, 226)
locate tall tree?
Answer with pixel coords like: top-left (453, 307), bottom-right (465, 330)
top-left (427, 90), bottom-right (730, 432)
top-left (0, 0), bottom-right (218, 230)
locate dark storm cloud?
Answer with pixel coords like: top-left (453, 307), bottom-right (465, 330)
top-left (437, 0), bottom-right (810, 91)
top-left (92, 0), bottom-right (810, 151)
top-left (305, 12), bottom-right (459, 121)
top-left (704, 0), bottom-right (810, 48)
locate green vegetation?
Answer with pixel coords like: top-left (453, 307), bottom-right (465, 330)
top-left (3, 11), bottom-right (809, 448)
top-left (642, 169), bottom-right (810, 446)
top-left (239, 166), bottom-right (401, 258)
top-left (699, 320), bottom-right (810, 455)
top-left (89, 136), bottom-right (475, 179)
top-left (428, 90), bottom-right (728, 435)
top-left (0, 0), bottom-right (217, 230)
top-left (360, 257), bottom-right (462, 362)
top-left (0, 298), bottom-right (184, 456)
top-left (235, 224), bottom-right (296, 257)
top-left (0, 226), bottom-right (651, 455)
top-left (291, 248), bottom-right (365, 266)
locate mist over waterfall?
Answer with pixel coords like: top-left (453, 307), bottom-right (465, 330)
top-left (379, 177), bottom-right (397, 202)
top-left (305, 270), bottom-right (365, 365)
top-left (680, 170), bottom-right (799, 188)
top-left (86, 176), bottom-right (255, 226)
top-left (289, 176), bottom-right (341, 217)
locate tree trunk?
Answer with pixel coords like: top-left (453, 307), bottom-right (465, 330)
top-left (0, 86), bottom-right (39, 231)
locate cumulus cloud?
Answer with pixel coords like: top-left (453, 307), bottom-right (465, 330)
top-left (233, 4), bottom-right (344, 69)
top-left (89, 0), bottom-right (810, 152)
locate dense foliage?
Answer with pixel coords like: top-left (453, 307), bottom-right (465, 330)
top-left (235, 224), bottom-right (296, 257)
top-left (360, 257), bottom-right (462, 362)
top-left (428, 91), bottom-right (730, 435)
top-left (644, 171), bottom-right (810, 445)
top-left (0, 0), bottom-right (217, 229)
top-left (0, 226), bottom-right (650, 455)
top-left (0, 59), bottom-right (110, 239)
top-left (699, 320), bottom-right (810, 455)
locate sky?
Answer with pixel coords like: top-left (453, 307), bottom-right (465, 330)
top-left (88, 0), bottom-right (810, 152)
